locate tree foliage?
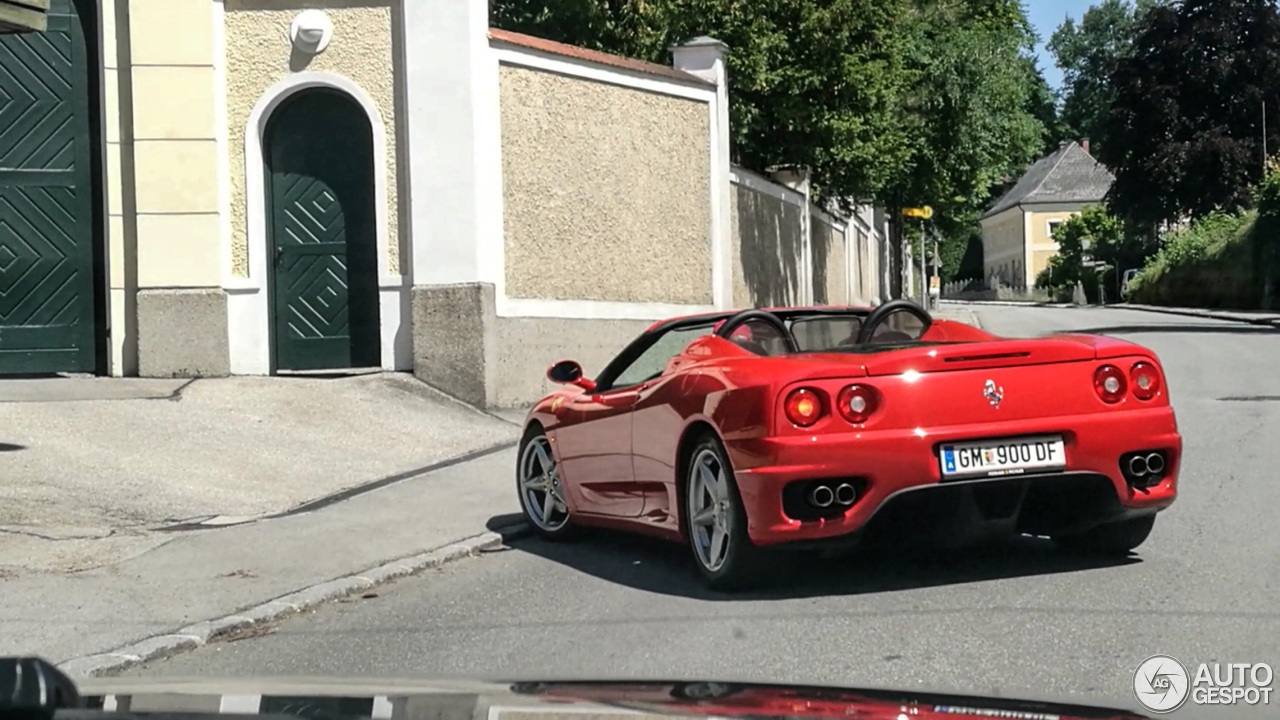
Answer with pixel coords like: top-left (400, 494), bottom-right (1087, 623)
top-left (1097, 0), bottom-right (1280, 232)
top-left (1023, 56), bottom-right (1071, 156)
top-left (490, 0), bottom-right (1051, 280)
top-left (1047, 0), bottom-right (1159, 154)
top-left (492, 0), bottom-right (916, 208)
top-left (1034, 205), bottom-right (1142, 292)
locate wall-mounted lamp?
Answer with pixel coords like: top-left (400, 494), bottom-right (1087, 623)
top-left (290, 9), bottom-right (333, 54)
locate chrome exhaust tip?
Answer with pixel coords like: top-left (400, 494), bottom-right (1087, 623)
top-left (835, 483), bottom-right (857, 506)
top-left (1127, 455), bottom-right (1149, 476)
top-left (809, 484), bottom-right (835, 508)
top-left (1145, 452), bottom-right (1165, 475)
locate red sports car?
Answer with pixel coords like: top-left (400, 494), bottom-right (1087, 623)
top-left (515, 300), bottom-right (1181, 589)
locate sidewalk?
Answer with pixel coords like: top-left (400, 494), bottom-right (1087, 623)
top-left (1, 446), bottom-right (523, 671)
top-left (0, 372), bottom-right (527, 673)
top-left (1110, 303), bottom-right (1280, 326)
top-left (1, 373), bottom-right (519, 575)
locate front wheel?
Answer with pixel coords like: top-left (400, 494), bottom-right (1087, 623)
top-left (1054, 514), bottom-right (1156, 555)
top-left (684, 435), bottom-right (765, 590)
top-left (516, 425), bottom-right (577, 540)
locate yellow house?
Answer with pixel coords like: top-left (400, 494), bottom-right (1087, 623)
top-left (0, 0), bottom-right (884, 407)
top-left (979, 140), bottom-right (1115, 290)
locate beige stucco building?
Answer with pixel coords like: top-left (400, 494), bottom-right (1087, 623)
top-left (979, 140), bottom-right (1115, 290)
top-left (0, 0), bottom-right (885, 408)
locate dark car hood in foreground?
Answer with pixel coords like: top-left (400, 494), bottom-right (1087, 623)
top-left (25, 672), bottom-right (1160, 720)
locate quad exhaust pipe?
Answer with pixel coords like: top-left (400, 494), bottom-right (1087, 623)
top-left (1126, 452), bottom-right (1167, 478)
top-left (1126, 448), bottom-right (1167, 486)
top-left (835, 483), bottom-right (857, 505)
top-left (809, 485), bottom-right (834, 508)
top-left (1127, 455), bottom-right (1148, 477)
top-left (1146, 452), bottom-right (1165, 474)
top-left (808, 483), bottom-right (858, 508)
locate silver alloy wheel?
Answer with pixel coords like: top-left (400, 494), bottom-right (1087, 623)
top-left (519, 434), bottom-right (569, 531)
top-left (688, 447), bottom-right (733, 572)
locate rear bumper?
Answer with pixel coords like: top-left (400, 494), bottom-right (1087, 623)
top-left (728, 406), bottom-right (1181, 547)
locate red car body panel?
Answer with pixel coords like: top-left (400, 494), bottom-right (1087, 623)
top-left (525, 307), bottom-right (1181, 548)
top-left (515, 682), bottom-right (1152, 720)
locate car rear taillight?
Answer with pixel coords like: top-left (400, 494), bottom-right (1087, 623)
top-left (1130, 361), bottom-right (1162, 401)
top-left (836, 384), bottom-right (880, 425)
top-left (1094, 364), bottom-right (1127, 404)
top-left (784, 388), bottom-right (824, 427)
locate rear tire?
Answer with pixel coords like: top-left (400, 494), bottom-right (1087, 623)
top-left (1055, 514), bottom-right (1156, 554)
top-left (516, 424), bottom-right (578, 541)
top-left (683, 434), bottom-right (766, 591)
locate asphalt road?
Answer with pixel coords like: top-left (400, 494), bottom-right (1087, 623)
top-left (123, 305), bottom-right (1280, 716)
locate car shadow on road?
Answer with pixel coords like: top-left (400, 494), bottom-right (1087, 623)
top-left (1068, 323), bottom-right (1279, 335)
top-left (486, 514), bottom-right (1138, 601)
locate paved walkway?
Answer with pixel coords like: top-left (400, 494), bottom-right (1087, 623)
top-left (941, 299), bottom-right (1280, 327)
top-left (2, 371), bottom-right (528, 667)
top-left (1, 373), bottom-right (519, 575)
top-left (2, 445), bottom-right (523, 666)
top-left (1112, 302), bottom-right (1280, 326)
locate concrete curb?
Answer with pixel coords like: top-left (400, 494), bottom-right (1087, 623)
top-left (941, 300), bottom-right (1075, 308)
top-left (57, 523), bottom-right (531, 679)
top-left (1112, 303), bottom-right (1280, 327)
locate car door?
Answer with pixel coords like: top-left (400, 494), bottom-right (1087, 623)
top-left (556, 386), bottom-right (644, 518)
top-left (554, 324), bottom-right (713, 518)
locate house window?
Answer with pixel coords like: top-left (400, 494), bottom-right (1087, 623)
top-left (1047, 220), bottom-right (1063, 238)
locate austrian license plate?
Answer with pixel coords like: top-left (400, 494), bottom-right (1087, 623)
top-left (939, 435), bottom-right (1066, 479)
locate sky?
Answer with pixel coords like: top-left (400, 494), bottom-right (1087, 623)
top-left (1026, 0), bottom-right (1097, 89)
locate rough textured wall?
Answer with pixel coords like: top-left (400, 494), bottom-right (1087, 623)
top-left (499, 62), bottom-right (712, 303)
top-left (818, 217), bottom-right (847, 305)
top-left (730, 181), bottom-right (803, 308)
top-left (225, 0), bottom-right (398, 277)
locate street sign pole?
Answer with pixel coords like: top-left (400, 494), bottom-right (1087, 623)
top-left (900, 206), bottom-right (934, 306)
top-left (919, 226), bottom-right (927, 306)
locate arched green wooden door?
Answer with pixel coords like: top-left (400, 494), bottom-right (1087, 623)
top-left (264, 88), bottom-right (380, 371)
top-left (0, 0), bottom-right (101, 374)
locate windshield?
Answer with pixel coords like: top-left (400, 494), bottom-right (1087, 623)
top-left (5, 1), bottom-right (1274, 719)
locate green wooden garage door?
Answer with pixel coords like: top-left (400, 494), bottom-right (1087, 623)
top-left (0, 0), bottom-right (98, 374)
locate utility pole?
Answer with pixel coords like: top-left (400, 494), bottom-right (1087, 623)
top-left (901, 206), bottom-right (934, 306)
top-left (919, 224), bottom-right (928, 306)
top-left (932, 233), bottom-right (940, 310)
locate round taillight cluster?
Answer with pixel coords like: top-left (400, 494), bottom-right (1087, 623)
top-left (1094, 362), bottom-right (1164, 404)
top-left (1130, 361), bottom-right (1162, 401)
top-left (836, 384), bottom-right (880, 425)
top-left (783, 385), bottom-right (882, 427)
top-left (1093, 365), bottom-right (1128, 404)
top-left (783, 388), bottom-right (823, 427)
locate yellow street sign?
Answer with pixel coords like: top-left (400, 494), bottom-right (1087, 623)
top-left (902, 206), bottom-right (934, 219)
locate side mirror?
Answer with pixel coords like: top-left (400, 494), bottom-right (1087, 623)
top-left (547, 359), bottom-right (596, 391)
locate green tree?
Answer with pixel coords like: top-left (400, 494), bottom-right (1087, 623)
top-left (1046, 0), bottom-right (1160, 154)
top-left (1098, 0), bottom-right (1280, 232)
top-left (491, 0), bottom-right (1050, 282)
top-left (1035, 205), bottom-right (1142, 291)
top-left (887, 0), bottom-right (1047, 279)
top-left (1023, 56), bottom-right (1070, 155)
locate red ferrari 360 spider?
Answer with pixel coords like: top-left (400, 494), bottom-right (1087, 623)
top-left (515, 300), bottom-right (1181, 589)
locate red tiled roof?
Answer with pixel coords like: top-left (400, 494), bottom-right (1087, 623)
top-left (488, 28), bottom-right (714, 87)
